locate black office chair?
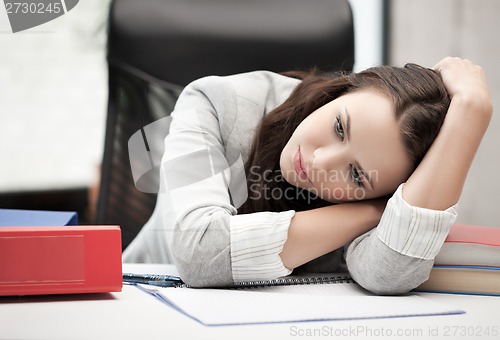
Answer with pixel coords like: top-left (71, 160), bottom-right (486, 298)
top-left (96, 0), bottom-right (355, 250)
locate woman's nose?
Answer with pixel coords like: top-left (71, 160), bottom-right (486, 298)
top-left (312, 145), bottom-right (347, 173)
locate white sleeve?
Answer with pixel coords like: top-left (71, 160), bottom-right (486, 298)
top-left (376, 183), bottom-right (458, 260)
top-left (230, 211), bottom-right (294, 282)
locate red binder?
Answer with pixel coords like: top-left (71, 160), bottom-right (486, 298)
top-left (0, 225), bottom-right (122, 296)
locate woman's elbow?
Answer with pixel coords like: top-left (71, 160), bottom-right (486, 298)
top-left (171, 251), bottom-right (206, 287)
top-left (349, 260), bottom-right (433, 296)
top-left (170, 236), bottom-right (233, 288)
top-left (354, 271), bottom-right (429, 296)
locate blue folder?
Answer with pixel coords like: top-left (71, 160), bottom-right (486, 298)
top-left (0, 208), bottom-right (78, 227)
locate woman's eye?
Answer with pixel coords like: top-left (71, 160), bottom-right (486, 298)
top-left (350, 164), bottom-right (365, 188)
top-left (335, 116), bottom-right (345, 141)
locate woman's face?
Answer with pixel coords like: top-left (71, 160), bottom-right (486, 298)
top-left (280, 89), bottom-right (413, 203)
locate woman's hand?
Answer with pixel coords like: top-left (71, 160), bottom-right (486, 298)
top-left (433, 57), bottom-right (493, 125)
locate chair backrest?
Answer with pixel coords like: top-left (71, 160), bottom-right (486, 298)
top-left (96, 0), bottom-right (355, 250)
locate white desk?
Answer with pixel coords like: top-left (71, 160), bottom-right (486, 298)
top-left (1, 264), bottom-right (499, 340)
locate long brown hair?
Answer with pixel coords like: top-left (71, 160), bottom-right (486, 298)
top-left (238, 64), bottom-right (450, 214)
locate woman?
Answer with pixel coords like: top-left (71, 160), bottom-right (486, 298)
top-left (123, 57), bottom-right (492, 294)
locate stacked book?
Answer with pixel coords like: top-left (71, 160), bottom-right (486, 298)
top-left (416, 224), bottom-right (500, 296)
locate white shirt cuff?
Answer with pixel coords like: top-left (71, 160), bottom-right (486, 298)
top-left (230, 210), bottom-right (295, 282)
top-left (376, 184), bottom-right (458, 260)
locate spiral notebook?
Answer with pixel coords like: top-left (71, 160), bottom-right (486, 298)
top-left (133, 274), bottom-right (464, 326)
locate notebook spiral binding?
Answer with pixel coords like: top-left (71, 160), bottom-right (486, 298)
top-left (230, 275), bottom-right (354, 289)
top-left (172, 275), bottom-right (354, 289)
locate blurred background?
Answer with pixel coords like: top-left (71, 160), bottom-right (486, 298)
top-left (0, 0), bottom-right (498, 227)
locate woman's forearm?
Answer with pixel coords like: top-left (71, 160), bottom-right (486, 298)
top-left (403, 61), bottom-right (493, 210)
top-left (280, 199), bottom-right (386, 269)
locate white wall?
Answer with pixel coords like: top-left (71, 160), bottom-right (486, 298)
top-left (0, 0), bottom-right (110, 192)
top-left (348, 0), bottom-right (384, 71)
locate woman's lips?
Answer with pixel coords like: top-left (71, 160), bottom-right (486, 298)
top-left (293, 147), bottom-right (309, 181)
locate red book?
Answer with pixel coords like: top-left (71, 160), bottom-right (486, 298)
top-left (0, 226), bottom-right (122, 296)
top-left (445, 223), bottom-right (500, 246)
top-left (434, 224), bottom-right (500, 267)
